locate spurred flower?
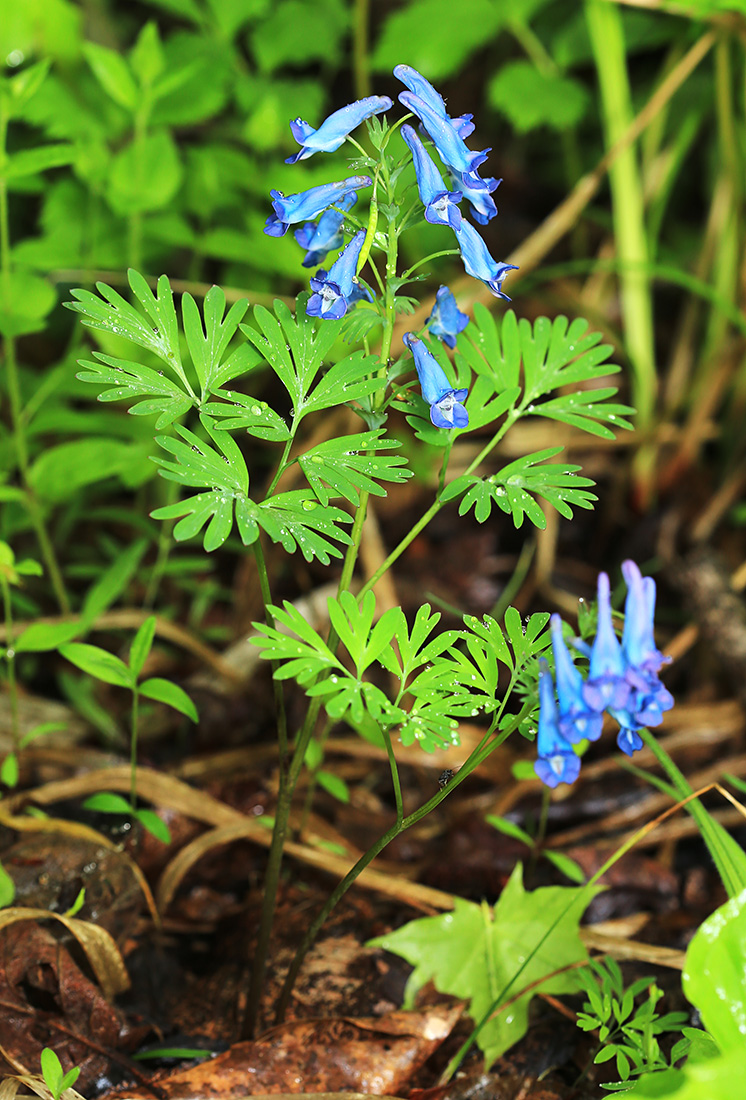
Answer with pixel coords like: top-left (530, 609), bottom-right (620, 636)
top-left (582, 572), bottom-right (631, 713)
top-left (550, 614), bottom-right (603, 744)
top-left (448, 168), bottom-right (500, 225)
top-left (534, 660), bottom-right (582, 788)
top-left (403, 332), bottom-right (468, 429)
top-left (264, 175), bottom-right (371, 237)
top-left (393, 65), bottom-right (474, 138)
top-left (306, 230), bottom-right (369, 320)
top-left (452, 220), bottom-right (517, 300)
top-left (426, 286), bottom-right (468, 349)
top-left (294, 191), bottom-right (358, 268)
top-left (285, 96), bottom-right (393, 164)
top-left (399, 90), bottom-right (491, 191)
top-left (401, 125), bottom-right (462, 230)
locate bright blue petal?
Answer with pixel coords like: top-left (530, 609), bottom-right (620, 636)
top-left (286, 96), bottom-right (393, 163)
top-left (399, 91), bottom-right (490, 184)
top-left (265, 176), bottom-right (371, 237)
top-left (583, 572), bottom-right (630, 712)
top-left (401, 124), bottom-right (462, 228)
top-left (403, 332), bottom-right (452, 404)
top-left (617, 727), bottom-right (644, 756)
top-left (427, 286), bottom-right (469, 349)
top-left (535, 660), bottom-right (580, 787)
top-left (452, 220), bottom-right (517, 299)
top-left (326, 229), bottom-right (367, 296)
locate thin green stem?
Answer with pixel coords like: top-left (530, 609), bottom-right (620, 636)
top-left (358, 411), bottom-right (519, 602)
top-left (401, 249), bottom-right (459, 280)
top-left (253, 538), bottom-right (288, 766)
top-left (130, 690), bottom-right (139, 808)
top-left (265, 431), bottom-right (296, 497)
top-left (1, 577), bottom-right (18, 749)
top-left (382, 727), bottom-right (404, 827)
top-left (274, 700), bottom-right (535, 1025)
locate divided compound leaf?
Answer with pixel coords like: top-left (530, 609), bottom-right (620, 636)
top-left (75, 354), bottom-right (194, 429)
top-left (303, 350), bottom-right (380, 415)
top-left (257, 492), bottom-right (353, 564)
top-left (442, 448), bottom-right (597, 529)
top-left (298, 430), bottom-right (411, 505)
top-left (180, 286), bottom-right (250, 393)
top-left (369, 864), bottom-right (600, 1067)
top-left (252, 602), bottom-right (344, 685)
top-left (151, 416), bottom-right (251, 551)
top-left (241, 297), bottom-right (342, 415)
top-left (203, 391), bottom-right (291, 442)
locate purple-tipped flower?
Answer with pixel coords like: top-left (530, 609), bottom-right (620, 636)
top-left (403, 332), bottom-right (468, 429)
top-left (619, 560), bottom-right (674, 728)
top-left (621, 560), bottom-right (670, 679)
top-left (393, 64), bottom-right (475, 137)
top-left (551, 614), bottom-right (603, 744)
top-left (306, 229), bottom-right (369, 320)
top-left (582, 572), bottom-right (631, 713)
top-left (401, 125), bottom-right (462, 230)
top-left (285, 96), bottom-right (393, 164)
top-left (399, 90), bottom-right (491, 190)
top-left (448, 168), bottom-right (500, 225)
top-left (452, 220), bottom-right (518, 300)
top-left (264, 175), bottom-right (371, 237)
top-left (294, 191), bottom-right (358, 268)
top-left (534, 660), bottom-right (581, 788)
top-left (426, 286), bottom-right (469, 349)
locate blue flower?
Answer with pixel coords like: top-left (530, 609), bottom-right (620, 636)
top-left (294, 191), bottom-right (358, 268)
top-left (582, 572), bottom-right (632, 713)
top-left (617, 727), bottom-right (644, 756)
top-left (401, 125), bottom-right (462, 230)
top-left (285, 96), bottom-right (393, 164)
top-left (550, 614), bottom-right (603, 745)
top-left (399, 90), bottom-right (491, 190)
top-left (403, 332), bottom-right (468, 429)
top-left (534, 660), bottom-right (581, 788)
top-left (448, 168), bottom-right (500, 225)
top-left (621, 560), bottom-right (670, 680)
top-left (264, 175), bottom-right (371, 237)
top-left (306, 230), bottom-right (369, 320)
top-left (452, 220), bottom-right (518, 299)
top-left (426, 286), bottom-right (469, 349)
top-left (617, 560), bottom-right (674, 730)
top-left (393, 65), bottom-right (474, 138)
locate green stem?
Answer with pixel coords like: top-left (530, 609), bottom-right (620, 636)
top-left (130, 690), bottom-right (139, 808)
top-left (382, 727), bottom-right (404, 826)
top-left (585, 0), bottom-right (656, 433)
top-left (358, 411), bottom-right (519, 601)
top-left (401, 249), bottom-right (459, 280)
top-left (253, 538), bottom-right (288, 766)
top-left (1, 577), bottom-right (18, 750)
top-left (274, 700), bottom-right (535, 1024)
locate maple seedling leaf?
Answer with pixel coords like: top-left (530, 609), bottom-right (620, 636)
top-left (369, 864), bottom-right (602, 1067)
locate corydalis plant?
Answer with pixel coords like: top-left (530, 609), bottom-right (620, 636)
top-left (65, 64), bottom-right (635, 1041)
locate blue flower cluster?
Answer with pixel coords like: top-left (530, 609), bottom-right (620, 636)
top-left (394, 65), bottom-right (517, 300)
top-left (263, 66), bottom-right (517, 430)
top-left (535, 561), bottom-right (674, 789)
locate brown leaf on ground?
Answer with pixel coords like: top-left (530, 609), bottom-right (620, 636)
top-left (103, 1007), bottom-right (463, 1098)
top-left (0, 922), bottom-right (126, 1085)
